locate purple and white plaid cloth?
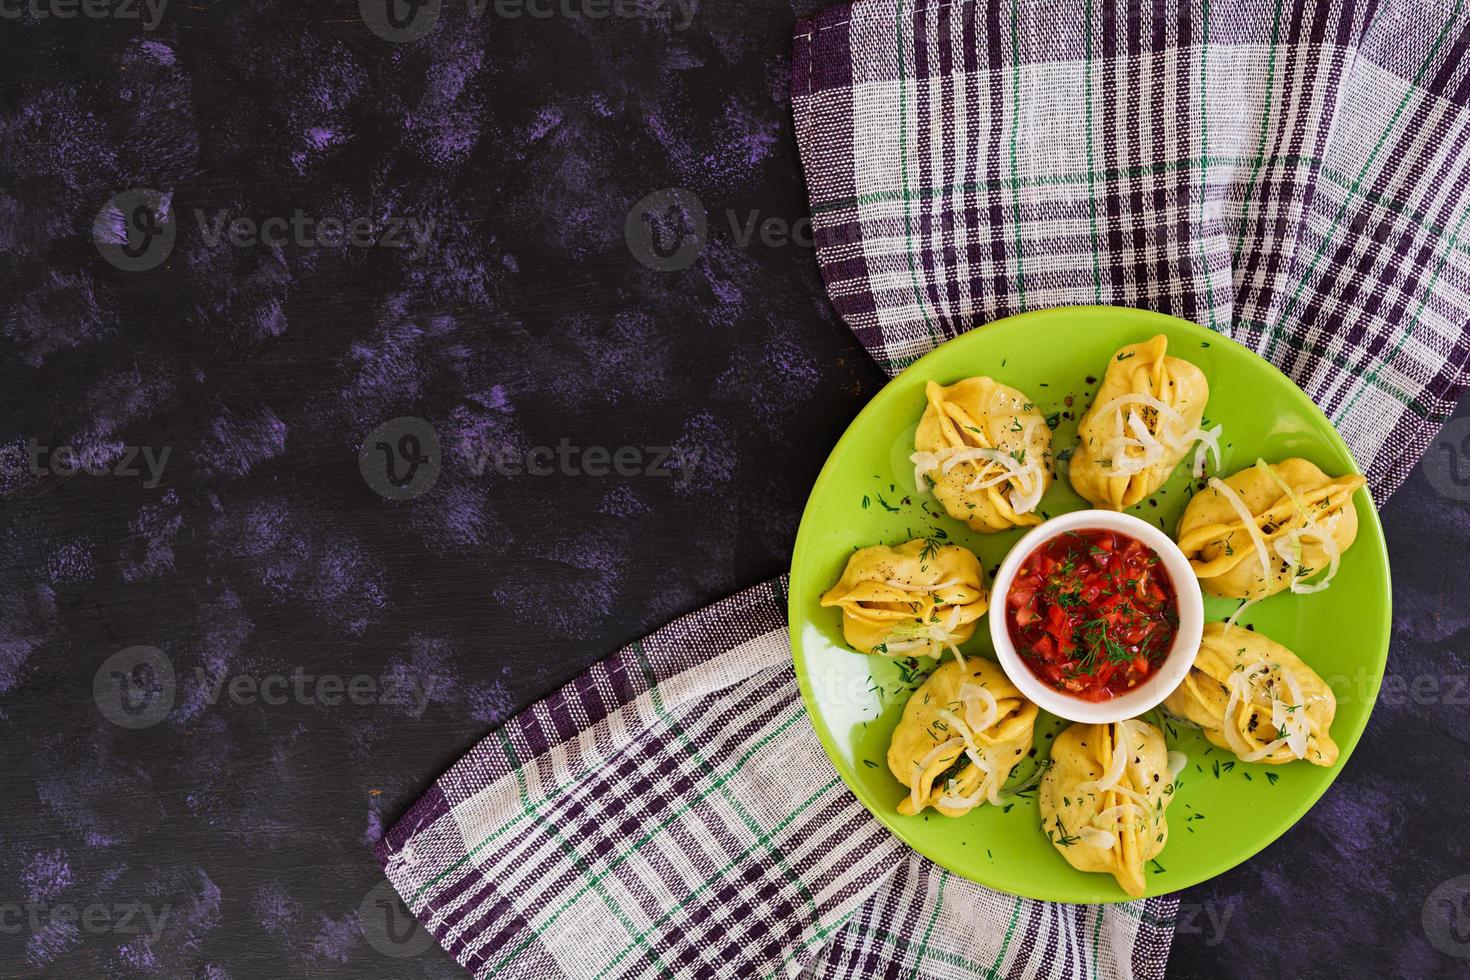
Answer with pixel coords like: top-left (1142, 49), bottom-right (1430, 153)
top-left (377, 580), bottom-right (1175, 978)
top-left (793, 0), bottom-right (1470, 503)
top-left (377, 2), bottom-right (1470, 977)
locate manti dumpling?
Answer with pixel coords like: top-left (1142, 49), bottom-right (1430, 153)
top-left (1069, 334), bottom-right (1214, 510)
top-left (909, 378), bottom-right (1053, 533)
top-left (1163, 622), bottom-right (1339, 767)
top-left (820, 539), bottom-right (988, 658)
top-left (887, 659), bottom-right (1038, 817)
top-left (1039, 719), bottom-right (1174, 897)
top-left (1175, 458), bottom-right (1366, 600)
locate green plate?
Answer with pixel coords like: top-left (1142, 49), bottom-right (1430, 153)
top-left (788, 306), bottom-right (1391, 903)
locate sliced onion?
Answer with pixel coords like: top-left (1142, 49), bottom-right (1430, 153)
top-left (880, 637), bottom-right (935, 655)
top-left (1079, 827), bottom-right (1117, 849)
top-left (917, 737), bottom-right (965, 771)
top-left (1008, 472), bottom-right (1044, 514)
top-left (1272, 532), bottom-right (1304, 581)
top-left (939, 759), bottom-right (1003, 809)
top-left (1253, 460), bottom-right (1343, 596)
top-left (1275, 666), bottom-right (1310, 759)
top-left (881, 607), bottom-right (966, 660)
top-left (1209, 477), bottom-right (1272, 585)
top-left (937, 606), bottom-right (965, 664)
top-left (937, 708), bottom-right (990, 773)
top-left (956, 447), bottom-right (1038, 489)
top-left (1108, 783), bottom-right (1155, 813)
top-left (1285, 724), bottom-right (1309, 759)
top-left (1092, 803), bottom-right (1150, 832)
top-left (937, 790), bottom-right (983, 810)
top-left (913, 738), bottom-right (967, 805)
top-left (1237, 735), bottom-right (1292, 763)
top-left (1187, 424), bottom-right (1224, 477)
top-left (910, 450), bottom-right (943, 493)
top-left (1256, 459), bottom-right (1315, 519)
top-left (1127, 411), bottom-right (1168, 461)
top-left (909, 445), bottom-right (1042, 513)
top-left (1225, 594), bottom-right (1263, 629)
top-left (1100, 451), bottom-right (1153, 478)
top-left (1006, 472), bottom-right (1042, 512)
top-left (910, 445), bottom-right (1009, 484)
top-left (1220, 672), bottom-right (1255, 758)
top-left (937, 709), bottom-right (975, 747)
top-left (1221, 665), bottom-right (1293, 760)
top-left (1277, 526), bottom-right (1342, 595)
top-left (1091, 393), bottom-right (1189, 432)
top-left (929, 714), bottom-right (1002, 810)
top-left (997, 758), bottom-right (1048, 801)
top-left (1086, 721), bottom-right (1129, 792)
top-left (1278, 664), bottom-right (1305, 710)
top-left (1091, 394), bottom-right (1221, 479)
top-left (1099, 416), bottom-right (1157, 476)
top-left (1166, 750), bottom-right (1188, 781)
top-left (957, 683), bottom-right (998, 733)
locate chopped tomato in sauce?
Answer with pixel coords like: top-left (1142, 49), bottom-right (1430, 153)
top-left (1006, 528), bottom-right (1178, 701)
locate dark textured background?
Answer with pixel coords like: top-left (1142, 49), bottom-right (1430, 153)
top-left (2, 1), bottom-right (1468, 977)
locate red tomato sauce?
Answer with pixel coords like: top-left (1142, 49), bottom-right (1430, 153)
top-left (1005, 529), bottom-right (1178, 701)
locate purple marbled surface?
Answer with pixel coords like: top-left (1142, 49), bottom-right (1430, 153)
top-left (0, 1), bottom-right (1466, 978)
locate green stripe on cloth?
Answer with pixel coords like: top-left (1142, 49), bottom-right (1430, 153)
top-left (1229, 0), bottom-right (1288, 260)
top-left (989, 893), bottom-right (1023, 978)
top-left (790, 1), bottom-right (1470, 505)
top-left (1336, 188), bottom-right (1470, 426)
top-left (1007, 0), bottom-right (1029, 310)
top-left (907, 869), bottom-right (950, 977)
top-left (895, 0), bottom-right (942, 346)
top-left (591, 777), bottom-right (843, 980)
top-left (636, 642), bottom-right (821, 921)
top-left (1264, 0), bottom-right (1467, 362)
top-left (384, 568), bottom-right (1179, 980)
top-left (1084, 0), bottom-right (1103, 304)
top-left (488, 706), bottom-right (811, 975)
top-left (1196, 0), bottom-right (1220, 329)
top-left (813, 156), bottom-right (1470, 255)
top-left (840, 919), bottom-right (994, 974)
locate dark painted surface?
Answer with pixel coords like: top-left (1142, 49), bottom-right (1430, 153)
top-left (0, 2), bottom-right (1466, 978)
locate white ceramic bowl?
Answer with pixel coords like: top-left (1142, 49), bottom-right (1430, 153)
top-left (988, 509), bottom-right (1204, 724)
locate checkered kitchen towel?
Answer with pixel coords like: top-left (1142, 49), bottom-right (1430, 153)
top-left (377, 2), bottom-right (1470, 977)
top-left (793, 0), bottom-right (1470, 503)
top-left (377, 580), bottom-right (1174, 979)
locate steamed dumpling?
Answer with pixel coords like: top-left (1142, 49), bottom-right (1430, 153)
top-left (1069, 335), bottom-right (1211, 510)
top-left (1163, 622), bottom-right (1338, 767)
top-left (910, 378), bottom-right (1053, 532)
top-left (1039, 719), bottom-right (1174, 897)
top-left (887, 659), bottom-right (1038, 817)
top-left (1175, 458), bottom-right (1366, 599)
top-left (820, 539), bottom-right (988, 657)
